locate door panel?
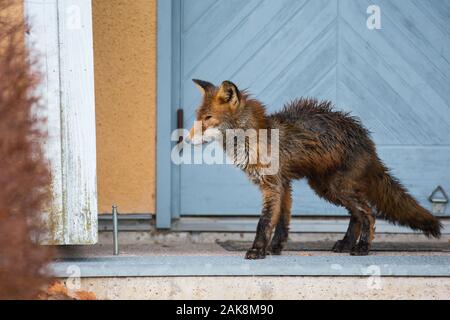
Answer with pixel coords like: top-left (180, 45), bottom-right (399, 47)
top-left (176, 0), bottom-right (450, 216)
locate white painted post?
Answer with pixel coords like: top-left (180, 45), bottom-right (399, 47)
top-left (25, 0), bottom-right (98, 245)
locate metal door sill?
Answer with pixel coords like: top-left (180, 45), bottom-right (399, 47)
top-left (97, 215), bottom-right (450, 234)
top-left (171, 217), bottom-right (450, 234)
top-left (49, 255), bottom-right (450, 278)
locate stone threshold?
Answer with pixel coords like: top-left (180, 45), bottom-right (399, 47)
top-left (50, 255), bottom-right (450, 278)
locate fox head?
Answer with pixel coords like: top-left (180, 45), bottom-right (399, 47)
top-left (186, 80), bottom-right (277, 173)
top-left (187, 79), bottom-right (245, 145)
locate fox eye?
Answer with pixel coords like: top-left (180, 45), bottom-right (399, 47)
top-left (204, 115), bottom-right (212, 121)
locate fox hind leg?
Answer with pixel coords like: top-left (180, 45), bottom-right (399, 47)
top-left (332, 214), bottom-right (361, 253)
top-left (350, 201), bottom-right (375, 256)
top-left (312, 173), bottom-right (376, 255)
top-left (338, 195), bottom-right (374, 255)
top-left (308, 178), bottom-right (367, 254)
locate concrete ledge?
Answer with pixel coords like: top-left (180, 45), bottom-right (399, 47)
top-left (50, 255), bottom-right (450, 278)
top-left (78, 277), bottom-right (450, 299)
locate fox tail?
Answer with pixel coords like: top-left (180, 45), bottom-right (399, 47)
top-left (367, 161), bottom-right (442, 238)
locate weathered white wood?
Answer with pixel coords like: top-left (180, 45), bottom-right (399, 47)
top-left (25, 0), bottom-right (64, 244)
top-left (57, 0), bottom-right (97, 244)
top-left (25, 0), bottom-right (98, 244)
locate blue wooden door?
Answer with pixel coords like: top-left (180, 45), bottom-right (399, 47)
top-left (174, 0), bottom-right (450, 216)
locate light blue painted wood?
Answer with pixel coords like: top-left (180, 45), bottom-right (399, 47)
top-left (179, 147), bottom-right (450, 215)
top-left (156, 0), bottom-right (173, 228)
top-left (171, 0), bottom-right (182, 220)
top-left (179, 0), bottom-right (342, 216)
top-left (340, 0), bottom-right (450, 143)
top-left (164, 0), bottom-right (450, 218)
top-left (337, 0), bottom-right (450, 217)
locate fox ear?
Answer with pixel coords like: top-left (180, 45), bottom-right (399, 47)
top-left (217, 81), bottom-right (241, 110)
top-left (192, 79), bottom-right (215, 96)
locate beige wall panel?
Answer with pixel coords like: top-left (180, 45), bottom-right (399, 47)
top-left (92, 0), bottom-right (157, 214)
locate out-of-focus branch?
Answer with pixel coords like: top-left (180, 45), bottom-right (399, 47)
top-left (0, 0), bottom-right (53, 300)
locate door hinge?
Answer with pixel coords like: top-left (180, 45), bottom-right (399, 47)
top-left (429, 186), bottom-right (448, 215)
top-left (177, 108), bottom-right (184, 144)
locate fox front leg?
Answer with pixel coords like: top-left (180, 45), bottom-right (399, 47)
top-left (246, 186), bottom-right (282, 260)
top-left (269, 183), bottom-right (292, 255)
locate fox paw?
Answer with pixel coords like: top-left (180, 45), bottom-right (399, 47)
top-left (350, 242), bottom-right (370, 256)
top-left (245, 248), bottom-right (266, 260)
top-left (332, 240), bottom-right (353, 253)
top-left (268, 246), bottom-right (283, 256)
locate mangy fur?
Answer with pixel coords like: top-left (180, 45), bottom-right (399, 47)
top-left (189, 80), bottom-right (442, 258)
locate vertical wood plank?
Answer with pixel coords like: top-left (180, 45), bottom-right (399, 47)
top-left (156, 0), bottom-right (173, 228)
top-left (25, 0), bottom-right (98, 244)
top-left (24, 0), bottom-right (65, 243)
top-left (57, 0), bottom-right (97, 244)
top-left (171, 0), bottom-right (182, 220)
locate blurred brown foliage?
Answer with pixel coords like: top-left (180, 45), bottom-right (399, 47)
top-left (0, 0), bottom-right (53, 299)
top-left (38, 281), bottom-right (97, 300)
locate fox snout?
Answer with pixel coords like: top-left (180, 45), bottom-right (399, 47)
top-left (186, 122), bottom-right (221, 145)
top-left (186, 125), bottom-right (204, 145)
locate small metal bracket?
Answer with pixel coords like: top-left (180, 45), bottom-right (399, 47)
top-left (177, 108), bottom-right (184, 144)
top-left (112, 205), bottom-right (119, 255)
top-left (428, 186), bottom-right (448, 215)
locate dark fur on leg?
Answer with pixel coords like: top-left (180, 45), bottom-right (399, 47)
top-left (269, 183), bottom-right (292, 255)
top-left (351, 203), bottom-right (375, 256)
top-left (332, 215), bottom-right (361, 253)
top-left (246, 217), bottom-right (270, 259)
top-left (269, 216), bottom-right (289, 255)
top-left (246, 183), bottom-right (281, 260)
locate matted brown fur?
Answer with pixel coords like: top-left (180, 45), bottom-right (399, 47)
top-left (189, 79), bottom-right (442, 258)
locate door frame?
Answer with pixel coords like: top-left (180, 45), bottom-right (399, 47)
top-left (156, 0), bottom-right (177, 229)
top-left (158, 0), bottom-right (189, 229)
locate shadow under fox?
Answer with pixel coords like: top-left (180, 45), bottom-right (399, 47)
top-left (188, 79), bottom-right (442, 258)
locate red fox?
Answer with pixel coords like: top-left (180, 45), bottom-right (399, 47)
top-left (188, 79), bottom-right (442, 258)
